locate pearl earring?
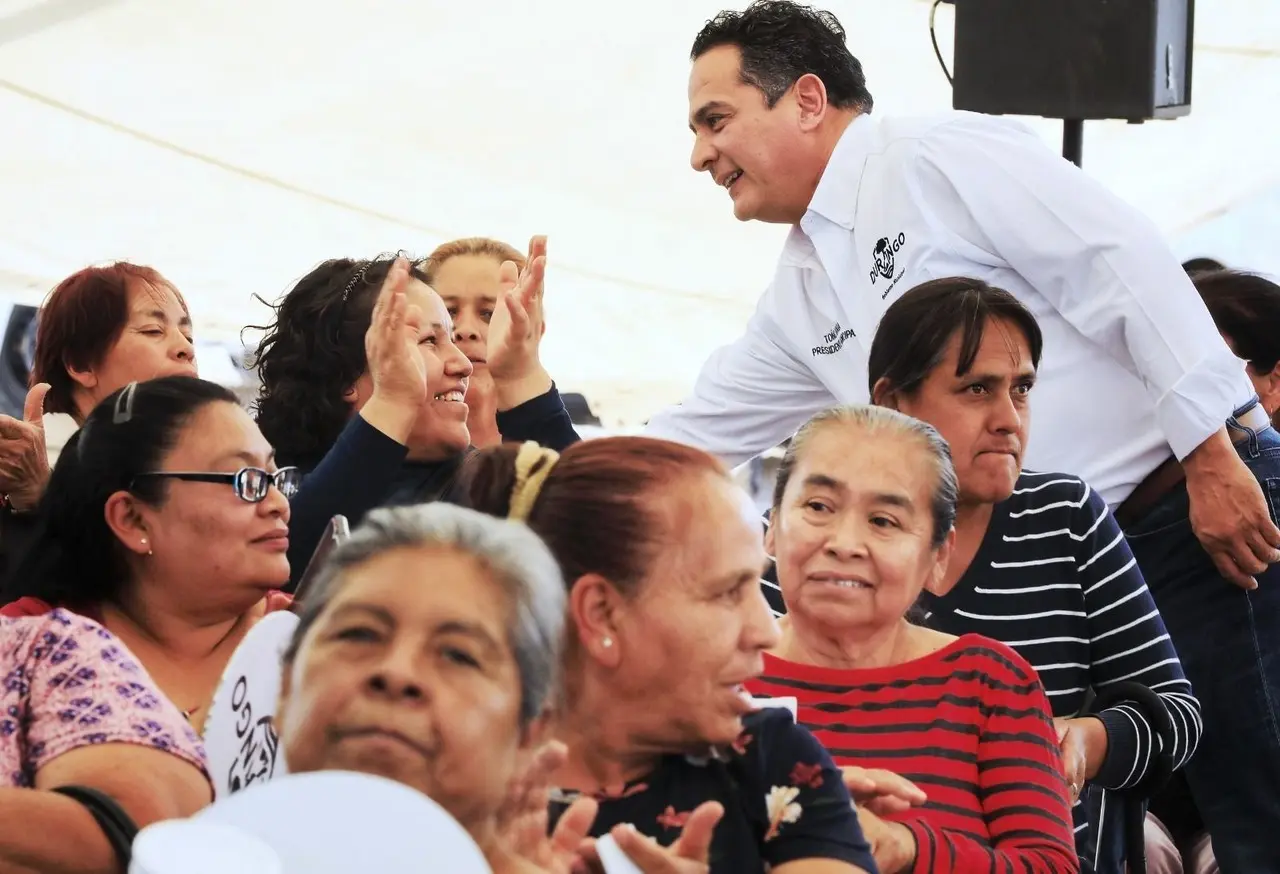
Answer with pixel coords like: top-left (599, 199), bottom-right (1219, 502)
top-left (140, 537), bottom-right (152, 556)
top-left (602, 637), bottom-right (613, 649)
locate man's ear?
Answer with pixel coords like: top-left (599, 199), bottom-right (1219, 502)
top-left (792, 73), bottom-right (830, 131)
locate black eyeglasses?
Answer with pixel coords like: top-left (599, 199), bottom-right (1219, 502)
top-left (132, 467), bottom-right (302, 503)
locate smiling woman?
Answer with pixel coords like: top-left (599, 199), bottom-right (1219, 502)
top-left (421, 237), bottom-right (527, 449)
top-left (749, 405), bottom-right (1079, 874)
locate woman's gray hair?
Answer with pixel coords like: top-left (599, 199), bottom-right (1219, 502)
top-left (283, 503), bottom-right (566, 726)
top-left (771, 405), bottom-right (958, 547)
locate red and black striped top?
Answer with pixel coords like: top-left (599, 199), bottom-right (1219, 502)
top-left (748, 634), bottom-right (1079, 874)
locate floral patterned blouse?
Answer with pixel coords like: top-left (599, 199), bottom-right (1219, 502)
top-left (547, 708), bottom-right (875, 873)
top-left (1, 609), bottom-right (209, 788)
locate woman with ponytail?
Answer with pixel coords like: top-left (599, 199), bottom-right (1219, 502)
top-left (1, 377), bottom-right (295, 733)
top-left (459, 439), bottom-right (875, 874)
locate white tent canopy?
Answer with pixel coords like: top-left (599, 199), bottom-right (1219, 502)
top-left (2, 0), bottom-right (1278, 425)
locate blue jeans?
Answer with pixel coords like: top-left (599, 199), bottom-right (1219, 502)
top-left (1124, 416), bottom-right (1280, 874)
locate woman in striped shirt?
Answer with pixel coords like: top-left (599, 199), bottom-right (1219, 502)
top-left (863, 278), bottom-right (1201, 873)
top-left (749, 404), bottom-right (1077, 873)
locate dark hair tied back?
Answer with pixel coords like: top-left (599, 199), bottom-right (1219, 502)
top-left (2, 376), bottom-right (237, 608)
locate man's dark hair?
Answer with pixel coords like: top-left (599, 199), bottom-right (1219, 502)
top-left (868, 277), bottom-right (1044, 397)
top-left (691, 1), bottom-right (873, 112)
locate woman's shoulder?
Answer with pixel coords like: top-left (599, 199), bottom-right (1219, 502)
top-left (2, 607), bottom-right (105, 656)
top-left (1011, 470), bottom-right (1104, 514)
top-left (939, 633), bottom-right (1041, 685)
top-left (4, 607), bottom-right (149, 677)
top-left (732, 707), bottom-right (834, 778)
top-left (0, 595), bottom-right (56, 619)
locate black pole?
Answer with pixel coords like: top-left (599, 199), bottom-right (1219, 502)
top-left (1062, 119), bottom-right (1084, 167)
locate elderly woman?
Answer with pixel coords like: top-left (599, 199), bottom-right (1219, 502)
top-left (252, 251), bottom-right (575, 590)
top-left (1, 377), bottom-right (296, 732)
top-left (0, 262), bottom-right (197, 583)
top-left (276, 502), bottom-right (584, 874)
top-left (859, 278), bottom-right (1200, 874)
top-left (2, 608), bottom-right (211, 872)
top-left (749, 405), bottom-right (1078, 873)
top-left (421, 236), bottom-right (532, 448)
top-left (462, 438), bottom-right (876, 874)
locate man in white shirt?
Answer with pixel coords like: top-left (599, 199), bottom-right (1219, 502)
top-left (642, 1), bottom-right (1280, 869)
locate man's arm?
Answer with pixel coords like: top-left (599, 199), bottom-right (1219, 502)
top-left (913, 115), bottom-right (1251, 461)
top-left (913, 116), bottom-right (1280, 586)
top-left (645, 304), bottom-right (836, 467)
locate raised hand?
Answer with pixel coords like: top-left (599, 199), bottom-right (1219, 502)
top-left (359, 258), bottom-right (427, 444)
top-left (488, 235), bottom-right (548, 383)
top-left (0, 382), bottom-right (51, 512)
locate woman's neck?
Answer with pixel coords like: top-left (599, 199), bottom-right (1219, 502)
top-left (776, 617), bottom-right (923, 670)
top-left (931, 499), bottom-right (995, 597)
top-left (548, 682), bottom-right (666, 793)
top-left (101, 589), bottom-right (257, 662)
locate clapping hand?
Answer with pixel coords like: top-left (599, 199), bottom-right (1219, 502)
top-left (486, 234), bottom-right (547, 394)
top-left (359, 258), bottom-right (427, 443)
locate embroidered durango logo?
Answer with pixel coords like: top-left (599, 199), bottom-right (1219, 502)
top-left (869, 232), bottom-right (907, 299)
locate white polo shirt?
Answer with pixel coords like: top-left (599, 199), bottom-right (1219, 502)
top-left (645, 111), bottom-right (1252, 506)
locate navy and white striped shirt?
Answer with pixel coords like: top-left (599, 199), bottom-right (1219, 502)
top-left (918, 471), bottom-right (1200, 873)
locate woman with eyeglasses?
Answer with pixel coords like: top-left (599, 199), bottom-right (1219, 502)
top-left (0, 376), bottom-right (298, 734)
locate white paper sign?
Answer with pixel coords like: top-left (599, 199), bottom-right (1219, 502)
top-left (595, 834), bottom-right (644, 874)
top-left (202, 611), bottom-right (299, 798)
top-left (750, 696), bottom-right (798, 719)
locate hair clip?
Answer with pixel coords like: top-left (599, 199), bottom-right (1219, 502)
top-left (113, 381), bottom-right (138, 424)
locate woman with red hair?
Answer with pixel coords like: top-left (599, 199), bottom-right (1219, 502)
top-left (0, 262), bottom-right (197, 579)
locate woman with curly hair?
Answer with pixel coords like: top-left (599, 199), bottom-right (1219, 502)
top-left (251, 248), bottom-right (577, 590)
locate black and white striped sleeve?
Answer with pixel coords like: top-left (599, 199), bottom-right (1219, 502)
top-left (1073, 481), bottom-right (1202, 789)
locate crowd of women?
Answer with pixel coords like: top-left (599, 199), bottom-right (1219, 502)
top-left (0, 228), bottom-right (1273, 873)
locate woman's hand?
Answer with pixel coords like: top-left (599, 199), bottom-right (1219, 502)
top-left (360, 258), bottom-right (427, 443)
top-left (0, 383), bottom-right (51, 512)
top-left (574, 802), bottom-right (723, 874)
top-left (855, 807), bottom-right (916, 874)
top-left (1053, 716), bottom-right (1106, 803)
top-left (842, 766), bottom-right (928, 816)
top-left (498, 740), bottom-right (569, 861)
top-left (488, 236), bottom-right (552, 409)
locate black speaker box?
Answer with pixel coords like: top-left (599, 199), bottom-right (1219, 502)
top-left (951, 0), bottom-right (1194, 122)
